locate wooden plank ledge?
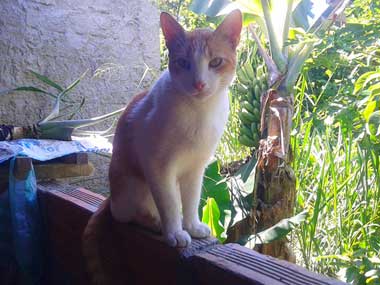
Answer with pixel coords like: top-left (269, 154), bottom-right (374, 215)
top-left (36, 182), bottom-right (347, 285)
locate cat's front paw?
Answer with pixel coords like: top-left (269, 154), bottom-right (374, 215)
top-left (165, 230), bottom-right (191, 248)
top-left (185, 222), bottom-right (211, 239)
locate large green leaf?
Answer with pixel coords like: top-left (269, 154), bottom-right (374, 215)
top-left (235, 156), bottom-right (257, 193)
top-left (248, 210), bottom-right (308, 244)
top-left (235, 156), bottom-right (257, 183)
top-left (224, 157), bottom-right (258, 243)
top-left (267, 0), bottom-right (294, 55)
top-left (202, 197), bottom-right (226, 241)
top-left (200, 160), bottom-right (232, 229)
top-left (285, 40), bottom-right (316, 90)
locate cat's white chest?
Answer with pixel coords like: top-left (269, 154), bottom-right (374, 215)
top-left (184, 93), bottom-right (229, 150)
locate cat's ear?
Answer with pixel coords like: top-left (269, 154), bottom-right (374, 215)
top-left (214, 9), bottom-right (242, 50)
top-left (160, 12), bottom-right (186, 49)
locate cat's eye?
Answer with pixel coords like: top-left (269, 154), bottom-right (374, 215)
top-left (209, 57), bottom-right (223, 68)
top-left (176, 58), bottom-right (191, 70)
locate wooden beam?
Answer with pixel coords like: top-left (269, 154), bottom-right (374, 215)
top-left (37, 182), bottom-right (347, 285)
top-left (0, 154), bottom-right (94, 192)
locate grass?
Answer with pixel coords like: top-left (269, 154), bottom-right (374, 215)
top-left (291, 76), bottom-right (380, 283)
top-left (210, 58), bottom-right (380, 284)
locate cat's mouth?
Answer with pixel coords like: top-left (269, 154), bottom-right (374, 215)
top-left (190, 90), bottom-right (212, 100)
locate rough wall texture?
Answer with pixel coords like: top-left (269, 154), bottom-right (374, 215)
top-left (0, 0), bottom-right (160, 192)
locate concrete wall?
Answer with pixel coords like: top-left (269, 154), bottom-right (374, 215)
top-left (0, 0), bottom-right (160, 192)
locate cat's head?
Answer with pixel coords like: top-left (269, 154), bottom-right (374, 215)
top-left (160, 10), bottom-right (242, 100)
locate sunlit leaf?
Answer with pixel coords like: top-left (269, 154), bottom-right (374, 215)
top-left (202, 197), bottom-right (225, 241)
top-left (200, 160), bottom-right (231, 227)
top-left (269, 0), bottom-right (292, 49)
top-left (368, 83), bottom-right (380, 96)
top-left (354, 71), bottom-right (379, 94)
top-left (363, 101), bottom-right (378, 122)
top-left (288, 27), bottom-right (307, 40)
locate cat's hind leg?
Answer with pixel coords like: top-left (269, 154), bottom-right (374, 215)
top-left (110, 174), bottom-right (161, 233)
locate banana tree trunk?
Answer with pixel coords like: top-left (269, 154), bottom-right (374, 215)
top-left (255, 87), bottom-right (296, 261)
top-left (225, 85), bottom-right (296, 262)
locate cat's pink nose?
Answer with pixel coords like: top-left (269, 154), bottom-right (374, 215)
top-left (193, 81), bottom-right (206, 91)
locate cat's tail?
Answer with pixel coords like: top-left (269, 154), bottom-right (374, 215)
top-left (82, 198), bottom-right (125, 285)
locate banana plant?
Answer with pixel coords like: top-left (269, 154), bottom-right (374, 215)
top-left (0, 71), bottom-right (123, 141)
top-left (191, 0), bottom-right (350, 260)
top-left (235, 39), bottom-right (268, 149)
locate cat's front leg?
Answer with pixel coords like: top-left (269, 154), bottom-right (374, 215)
top-left (146, 170), bottom-right (191, 247)
top-left (180, 169), bottom-right (211, 239)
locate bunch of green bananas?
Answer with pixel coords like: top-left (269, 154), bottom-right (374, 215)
top-left (235, 47), bottom-right (267, 148)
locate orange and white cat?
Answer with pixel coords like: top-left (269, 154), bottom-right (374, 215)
top-left (84, 10), bottom-right (242, 252)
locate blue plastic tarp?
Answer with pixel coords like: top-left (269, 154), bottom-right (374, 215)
top-left (0, 158), bottom-right (44, 284)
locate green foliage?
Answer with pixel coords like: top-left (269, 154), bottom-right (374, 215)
top-left (160, 1), bottom-right (380, 283)
top-left (294, 7), bottom-right (380, 282)
top-left (200, 160), bottom-right (232, 232)
top-left (202, 197), bottom-right (226, 241)
top-left (250, 210), bottom-right (308, 244)
top-left (318, 254), bottom-right (380, 285)
top-left (234, 38), bottom-right (267, 149)
top-left (191, 0), bottom-right (349, 90)
top-left (5, 70), bottom-right (122, 140)
top-left (354, 70), bottom-right (380, 148)
top-left (293, 74), bottom-right (380, 284)
top-left (368, 111), bottom-right (380, 137)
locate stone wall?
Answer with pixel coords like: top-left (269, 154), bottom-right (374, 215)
top-left (0, 0), bottom-right (160, 192)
